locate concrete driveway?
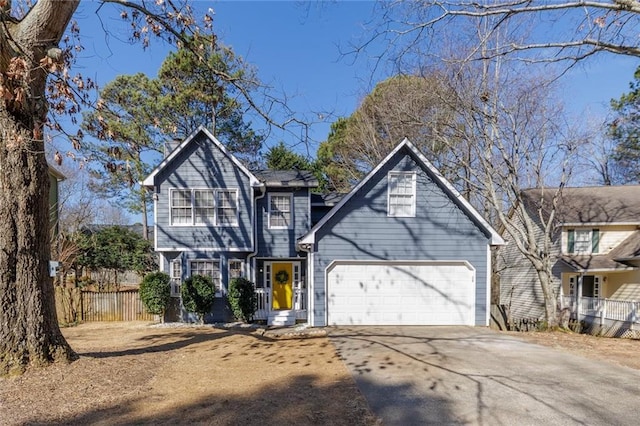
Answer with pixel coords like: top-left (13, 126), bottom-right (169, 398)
top-left (329, 326), bottom-right (640, 425)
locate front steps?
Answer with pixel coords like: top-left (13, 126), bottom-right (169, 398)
top-left (268, 310), bottom-right (296, 326)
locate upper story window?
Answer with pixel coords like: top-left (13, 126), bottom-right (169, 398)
top-left (194, 190), bottom-right (215, 225)
top-left (170, 188), bottom-right (238, 226)
top-left (217, 190), bottom-right (238, 226)
top-left (269, 194), bottom-right (293, 229)
top-left (567, 228), bottom-right (599, 254)
top-left (388, 172), bottom-right (416, 217)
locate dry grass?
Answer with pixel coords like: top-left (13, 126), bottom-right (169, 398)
top-left (509, 329), bottom-right (640, 370)
top-left (0, 322), bottom-right (377, 426)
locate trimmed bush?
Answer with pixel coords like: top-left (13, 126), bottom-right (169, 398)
top-left (228, 277), bottom-right (257, 322)
top-left (140, 272), bottom-right (171, 322)
top-left (181, 274), bottom-right (216, 324)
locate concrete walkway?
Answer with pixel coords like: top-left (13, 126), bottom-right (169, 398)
top-left (330, 326), bottom-right (640, 425)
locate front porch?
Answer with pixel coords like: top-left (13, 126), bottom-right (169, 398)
top-left (561, 296), bottom-right (640, 337)
top-left (253, 259), bottom-right (307, 325)
top-left (255, 287), bottom-right (307, 325)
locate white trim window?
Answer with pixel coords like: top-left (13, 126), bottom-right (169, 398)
top-left (228, 259), bottom-right (243, 281)
top-left (388, 172), bottom-right (416, 217)
top-left (269, 193), bottom-right (293, 229)
top-left (217, 190), bottom-right (239, 226)
top-left (567, 228), bottom-right (599, 254)
top-left (170, 189), bottom-right (192, 225)
top-left (190, 260), bottom-right (221, 292)
top-left (170, 259), bottom-right (182, 297)
top-left (194, 189), bottom-right (215, 225)
top-left (170, 188), bottom-right (239, 226)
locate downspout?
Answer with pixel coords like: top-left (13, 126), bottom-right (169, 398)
top-left (247, 184), bottom-right (266, 283)
top-left (297, 241), bottom-right (314, 326)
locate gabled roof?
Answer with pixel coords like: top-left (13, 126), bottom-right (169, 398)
top-left (253, 170), bottom-right (318, 188)
top-left (522, 185), bottom-right (640, 225)
top-left (298, 138), bottom-right (504, 246)
top-left (141, 125), bottom-right (261, 188)
top-left (310, 192), bottom-right (344, 207)
top-left (610, 230), bottom-right (640, 262)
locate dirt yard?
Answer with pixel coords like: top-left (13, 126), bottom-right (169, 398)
top-left (511, 329), bottom-right (640, 370)
top-left (1, 324), bottom-right (639, 426)
top-left (0, 322), bottom-right (377, 426)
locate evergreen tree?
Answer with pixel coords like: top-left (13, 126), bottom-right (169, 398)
top-left (80, 36), bottom-right (265, 239)
top-left (609, 67), bottom-right (640, 183)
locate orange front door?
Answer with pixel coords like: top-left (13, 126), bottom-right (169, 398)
top-left (272, 262), bottom-right (293, 310)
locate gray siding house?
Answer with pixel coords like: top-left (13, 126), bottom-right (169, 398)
top-left (143, 127), bottom-right (504, 326)
top-left (498, 186), bottom-right (640, 325)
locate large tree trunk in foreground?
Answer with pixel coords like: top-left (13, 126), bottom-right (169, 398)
top-left (0, 0), bottom-right (79, 375)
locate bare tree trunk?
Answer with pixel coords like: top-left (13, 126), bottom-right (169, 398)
top-left (0, 0), bottom-right (79, 374)
top-left (536, 268), bottom-right (559, 328)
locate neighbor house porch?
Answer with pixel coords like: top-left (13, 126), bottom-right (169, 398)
top-left (560, 269), bottom-right (640, 336)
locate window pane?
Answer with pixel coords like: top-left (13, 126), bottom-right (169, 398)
top-left (229, 260), bottom-right (243, 279)
top-left (171, 260), bottom-right (182, 297)
top-left (217, 190), bottom-right (238, 226)
top-left (269, 195), bottom-right (291, 228)
top-left (574, 230), bottom-right (591, 253)
top-left (388, 173), bottom-right (415, 217)
top-left (171, 190), bottom-right (192, 225)
top-left (190, 260), bottom-right (221, 291)
top-left (193, 190), bottom-right (215, 225)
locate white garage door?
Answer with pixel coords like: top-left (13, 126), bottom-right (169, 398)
top-left (326, 261), bottom-right (476, 326)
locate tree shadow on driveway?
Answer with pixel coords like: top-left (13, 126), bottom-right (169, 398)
top-left (329, 326), bottom-right (640, 425)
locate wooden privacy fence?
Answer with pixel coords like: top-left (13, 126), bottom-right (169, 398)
top-left (55, 288), bottom-right (155, 323)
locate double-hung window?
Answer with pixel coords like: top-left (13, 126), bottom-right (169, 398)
top-left (170, 190), bottom-right (192, 225)
top-left (170, 189), bottom-right (238, 226)
top-left (228, 260), bottom-right (243, 281)
top-left (190, 260), bottom-right (221, 292)
top-left (194, 190), bottom-right (215, 225)
top-left (388, 172), bottom-right (416, 217)
top-left (217, 190), bottom-right (238, 226)
top-left (170, 259), bottom-right (182, 297)
top-left (567, 228), bottom-right (600, 254)
top-left (269, 194), bottom-right (292, 229)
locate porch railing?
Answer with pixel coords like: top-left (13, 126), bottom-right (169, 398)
top-left (561, 296), bottom-right (640, 325)
top-left (254, 287), bottom-right (307, 321)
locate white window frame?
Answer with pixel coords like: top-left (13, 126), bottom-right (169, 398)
top-left (169, 188), bottom-right (239, 227)
top-left (228, 259), bottom-right (243, 282)
top-left (170, 189), bottom-right (193, 225)
top-left (574, 229), bottom-right (592, 254)
top-left (387, 171), bottom-right (416, 217)
top-left (268, 193), bottom-right (293, 229)
top-left (189, 260), bottom-right (221, 293)
top-left (216, 189), bottom-right (239, 226)
top-left (170, 259), bottom-right (182, 297)
top-left (194, 189), bottom-right (215, 225)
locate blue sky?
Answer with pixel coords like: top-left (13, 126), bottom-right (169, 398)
top-left (65, 1), bottom-right (638, 156)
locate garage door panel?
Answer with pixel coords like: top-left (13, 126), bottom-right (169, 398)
top-left (327, 262), bottom-right (475, 326)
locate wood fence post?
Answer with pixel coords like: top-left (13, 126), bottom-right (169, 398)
top-left (632, 301), bottom-right (637, 331)
top-left (601, 299), bottom-right (606, 326)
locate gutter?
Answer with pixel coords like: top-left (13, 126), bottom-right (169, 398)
top-left (247, 184), bottom-right (266, 283)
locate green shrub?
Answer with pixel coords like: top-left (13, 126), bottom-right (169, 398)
top-left (139, 272), bottom-right (171, 322)
top-left (181, 274), bottom-right (216, 324)
top-left (228, 277), bottom-right (257, 322)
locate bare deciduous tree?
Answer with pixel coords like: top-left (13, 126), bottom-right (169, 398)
top-left (371, 1), bottom-right (640, 66)
top-left (0, 0), bottom-right (296, 374)
top-left (351, 13), bottom-right (592, 326)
